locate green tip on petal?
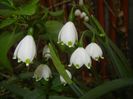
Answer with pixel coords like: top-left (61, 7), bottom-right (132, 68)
top-left (86, 63), bottom-right (91, 69)
top-left (35, 75), bottom-right (41, 81)
top-left (68, 41), bottom-right (72, 47)
top-left (95, 57), bottom-right (99, 61)
top-left (45, 78), bottom-right (49, 81)
top-left (75, 64), bottom-right (80, 69)
top-left (61, 42), bottom-right (64, 45)
top-left (17, 58), bottom-right (21, 63)
top-left (25, 58), bottom-right (30, 66)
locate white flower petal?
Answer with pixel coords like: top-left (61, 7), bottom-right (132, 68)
top-left (13, 38), bottom-right (24, 59)
top-left (13, 35), bottom-right (36, 66)
top-left (85, 42), bottom-right (103, 61)
top-left (17, 35), bottom-right (36, 63)
top-left (70, 47), bottom-right (92, 69)
top-left (58, 21), bottom-right (78, 47)
top-left (34, 64), bottom-right (52, 81)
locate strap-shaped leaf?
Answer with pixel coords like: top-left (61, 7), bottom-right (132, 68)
top-left (49, 43), bottom-right (73, 84)
top-left (0, 32), bottom-right (23, 70)
top-left (0, 18), bottom-right (16, 29)
top-left (80, 78), bottom-right (133, 99)
top-left (14, 0), bottom-right (39, 15)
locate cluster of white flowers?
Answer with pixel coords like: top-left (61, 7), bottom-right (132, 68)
top-left (74, 9), bottom-right (89, 22)
top-left (58, 21), bottom-right (103, 70)
top-left (13, 21), bottom-right (103, 85)
top-left (13, 33), bottom-right (71, 85)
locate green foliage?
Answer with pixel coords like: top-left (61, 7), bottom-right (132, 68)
top-left (0, 18), bottom-right (16, 29)
top-left (80, 78), bottom-right (133, 99)
top-left (0, 32), bottom-right (23, 70)
top-left (0, 0), bottom-right (38, 16)
top-left (49, 10), bottom-right (64, 17)
top-left (49, 43), bottom-right (73, 84)
top-left (44, 20), bottom-right (63, 41)
top-left (14, 0), bottom-right (39, 16)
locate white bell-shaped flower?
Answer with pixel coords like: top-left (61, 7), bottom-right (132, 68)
top-left (13, 35), bottom-right (36, 66)
top-left (80, 12), bottom-right (87, 18)
top-left (33, 64), bottom-right (52, 81)
top-left (42, 45), bottom-right (51, 60)
top-left (74, 9), bottom-right (81, 16)
top-left (58, 21), bottom-right (78, 47)
top-left (69, 47), bottom-right (91, 69)
top-left (85, 42), bottom-right (103, 61)
top-left (84, 16), bottom-right (89, 22)
top-left (60, 69), bottom-right (72, 86)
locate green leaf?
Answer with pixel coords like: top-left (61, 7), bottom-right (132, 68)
top-left (49, 44), bottom-right (84, 97)
top-left (108, 38), bottom-right (133, 75)
top-left (80, 78), bottom-right (133, 99)
top-left (24, 88), bottom-right (46, 99)
top-left (0, 18), bottom-right (16, 29)
top-left (14, 0), bottom-right (39, 15)
top-left (49, 43), bottom-right (73, 84)
top-left (49, 10), bottom-right (64, 17)
top-left (68, 7), bottom-right (75, 21)
top-left (5, 83), bottom-right (31, 97)
top-left (18, 72), bottom-right (33, 79)
top-left (49, 96), bottom-right (75, 99)
top-left (0, 32), bottom-right (23, 70)
top-left (0, 9), bottom-right (15, 16)
top-left (44, 21), bottom-right (63, 41)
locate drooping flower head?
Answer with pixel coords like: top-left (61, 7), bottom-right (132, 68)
top-left (13, 35), bottom-right (36, 66)
top-left (60, 69), bottom-right (72, 86)
top-left (85, 42), bottom-right (103, 61)
top-left (58, 21), bottom-right (78, 47)
top-left (69, 47), bottom-right (91, 69)
top-left (33, 64), bottom-right (52, 81)
top-left (42, 45), bottom-right (51, 60)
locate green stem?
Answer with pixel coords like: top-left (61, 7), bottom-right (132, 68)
top-left (92, 32), bottom-right (95, 42)
top-left (27, 27), bottom-right (34, 35)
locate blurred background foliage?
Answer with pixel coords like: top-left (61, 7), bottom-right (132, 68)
top-left (0, 0), bottom-right (133, 99)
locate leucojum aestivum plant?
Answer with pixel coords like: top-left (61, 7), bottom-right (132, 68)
top-left (0, 0), bottom-right (133, 99)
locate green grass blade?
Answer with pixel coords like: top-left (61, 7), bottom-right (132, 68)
top-left (80, 78), bottom-right (133, 99)
top-left (49, 43), bottom-right (73, 84)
